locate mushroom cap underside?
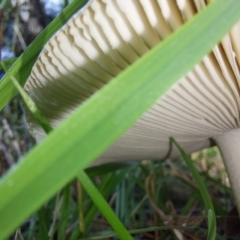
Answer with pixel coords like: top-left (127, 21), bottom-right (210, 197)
top-left (24, 0), bottom-right (240, 166)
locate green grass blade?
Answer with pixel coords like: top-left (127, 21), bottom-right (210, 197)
top-left (85, 162), bottom-right (135, 177)
top-left (180, 193), bottom-right (199, 216)
top-left (77, 171), bottom-right (133, 240)
top-left (0, 58), bottom-right (17, 70)
top-left (37, 207), bottom-right (49, 240)
top-left (58, 184), bottom-right (71, 240)
top-left (171, 138), bottom-right (216, 240)
top-left (0, 62), bottom-right (53, 134)
top-left (0, 0), bottom-right (238, 239)
top-left (207, 209), bottom-right (216, 240)
top-left (0, 0), bottom-right (90, 111)
top-left (84, 170), bottom-right (129, 229)
top-left (69, 171), bottom-right (128, 240)
top-left (202, 172), bottom-right (232, 194)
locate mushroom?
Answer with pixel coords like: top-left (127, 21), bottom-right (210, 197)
top-left (24, 0), bottom-right (240, 211)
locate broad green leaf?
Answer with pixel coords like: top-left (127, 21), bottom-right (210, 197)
top-left (9, 71), bottom-right (132, 239)
top-left (0, 0), bottom-right (239, 239)
top-left (0, 0), bottom-right (90, 110)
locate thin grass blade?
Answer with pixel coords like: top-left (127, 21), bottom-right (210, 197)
top-left (77, 170), bottom-right (133, 240)
top-left (0, 58), bottom-right (16, 70)
top-left (171, 137), bottom-right (216, 240)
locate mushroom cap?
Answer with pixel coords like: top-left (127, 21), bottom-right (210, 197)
top-left (24, 0), bottom-right (240, 166)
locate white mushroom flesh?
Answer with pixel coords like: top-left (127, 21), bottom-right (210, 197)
top-left (24, 0), bottom-right (240, 165)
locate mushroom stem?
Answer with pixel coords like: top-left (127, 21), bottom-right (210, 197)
top-left (215, 129), bottom-right (240, 214)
